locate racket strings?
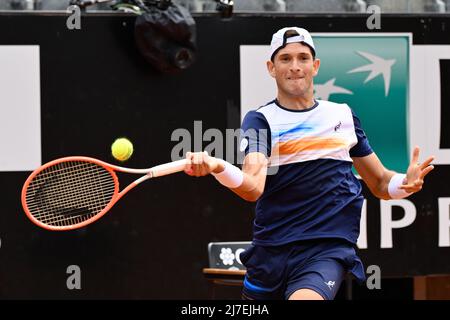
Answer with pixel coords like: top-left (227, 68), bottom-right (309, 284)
top-left (25, 161), bottom-right (116, 227)
top-left (28, 162), bottom-right (114, 225)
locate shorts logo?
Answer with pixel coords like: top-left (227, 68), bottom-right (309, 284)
top-left (324, 280), bottom-right (335, 290)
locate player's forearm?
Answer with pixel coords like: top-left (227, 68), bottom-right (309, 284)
top-left (354, 154), bottom-right (399, 200)
top-left (212, 158), bottom-right (267, 202)
top-left (372, 170), bottom-right (396, 199)
top-left (229, 171), bottom-right (266, 202)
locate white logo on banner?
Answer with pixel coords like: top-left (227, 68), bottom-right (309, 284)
top-left (0, 46), bottom-right (41, 171)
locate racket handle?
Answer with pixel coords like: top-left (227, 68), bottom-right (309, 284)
top-left (151, 159), bottom-right (187, 178)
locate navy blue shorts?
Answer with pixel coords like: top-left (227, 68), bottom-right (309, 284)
top-left (240, 239), bottom-right (365, 300)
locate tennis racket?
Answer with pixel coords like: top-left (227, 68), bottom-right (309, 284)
top-left (21, 156), bottom-right (187, 231)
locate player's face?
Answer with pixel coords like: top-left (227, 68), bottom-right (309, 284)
top-left (267, 43), bottom-right (320, 98)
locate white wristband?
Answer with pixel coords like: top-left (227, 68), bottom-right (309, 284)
top-left (388, 173), bottom-right (412, 199)
top-left (211, 159), bottom-right (244, 189)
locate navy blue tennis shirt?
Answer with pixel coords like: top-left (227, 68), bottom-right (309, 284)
top-left (240, 99), bottom-right (373, 246)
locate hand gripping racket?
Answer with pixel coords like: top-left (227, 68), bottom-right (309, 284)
top-left (21, 156), bottom-right (187, 231)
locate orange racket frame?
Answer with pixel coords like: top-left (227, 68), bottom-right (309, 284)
top-left (21, 156), bottom-right (187, 231)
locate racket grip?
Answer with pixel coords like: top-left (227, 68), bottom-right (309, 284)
top-left (151, 159), bottom-right (188, 178)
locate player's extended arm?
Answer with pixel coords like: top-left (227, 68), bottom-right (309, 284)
top-left (352, 146), bottom-right (434, 200)
top-left (184, 151), bottom-right (268, 202)
top-left (228, 152), bottom-right (268, 201)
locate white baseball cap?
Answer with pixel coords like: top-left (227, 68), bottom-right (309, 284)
top-left (269, 27), bottom-right (316, 61)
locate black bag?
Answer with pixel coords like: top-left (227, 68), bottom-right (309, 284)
top-left (134, 2), bottom-right (197, 73)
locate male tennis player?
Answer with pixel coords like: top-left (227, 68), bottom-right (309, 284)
top-left (184, 27), bottom-right (434, 300)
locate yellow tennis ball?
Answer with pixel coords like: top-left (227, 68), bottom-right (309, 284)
top-left (111, 138), bottom-right (133, 162)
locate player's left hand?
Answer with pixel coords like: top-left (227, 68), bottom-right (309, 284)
top-left (399, 146), bottom-right (434, 193)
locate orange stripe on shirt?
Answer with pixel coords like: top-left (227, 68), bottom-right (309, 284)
top-left (273, 137), bottom-right (347, 155)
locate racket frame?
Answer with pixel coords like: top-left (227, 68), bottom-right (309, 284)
top-left (21, 156), bottom-right (186, 231)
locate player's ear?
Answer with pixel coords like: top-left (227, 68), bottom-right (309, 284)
top-left (312, 58), bottom-right (320, 77)
top-left (267, 60), bottom-right (276, 78)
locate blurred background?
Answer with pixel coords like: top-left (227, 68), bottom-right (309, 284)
top-left (0, 0), bottom-right (449, 12)
top-left (0, 0), bottom-right (450, 13)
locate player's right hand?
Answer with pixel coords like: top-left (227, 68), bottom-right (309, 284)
top-left (184, 151), bottom-right (224, 177)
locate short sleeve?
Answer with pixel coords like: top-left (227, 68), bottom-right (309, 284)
top-left (240, 111), bottom-right (272, 157)
top-left (349, 109), bottom-right (373, 157)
